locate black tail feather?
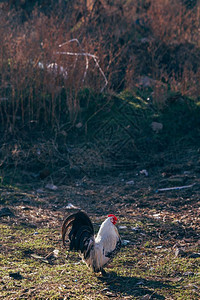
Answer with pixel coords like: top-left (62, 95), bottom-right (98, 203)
top-left (62, 211), bottom-right (94, 254)
top-left (75, 225), bottom-right (93, 251)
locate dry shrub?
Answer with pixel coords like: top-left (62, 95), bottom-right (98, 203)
top-left (147, 0), bottom-right (200, 45)
top-left (0, 6), bottom-right (109, 132)
top-left (136, 1), bottom-right (200, 104)
top-left (1, 0), bottom-right (200, 133)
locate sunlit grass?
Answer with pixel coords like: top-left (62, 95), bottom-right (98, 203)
top-left (1, 216), bottom-right (199, 299)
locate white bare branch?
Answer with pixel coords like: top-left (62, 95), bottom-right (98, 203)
top-left (56, 39), bottom-right (108, 91)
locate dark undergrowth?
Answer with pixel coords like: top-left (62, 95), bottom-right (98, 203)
top-left (0, 88), bottom-right (200, 185)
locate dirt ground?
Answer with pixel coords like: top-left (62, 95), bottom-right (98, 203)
top-left (0, 151), bottom-right (200, 299)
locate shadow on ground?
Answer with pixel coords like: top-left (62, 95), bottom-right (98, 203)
top-left (99, 274), bottom-right (174, 299)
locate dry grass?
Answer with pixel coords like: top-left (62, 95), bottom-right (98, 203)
top-left (1, 1), bottom-right (200, 132)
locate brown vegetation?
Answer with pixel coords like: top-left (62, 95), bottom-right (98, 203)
top-left (0, 1), bottom-right (200, 183)
top-left (1, 1), bottom-right (200, 130)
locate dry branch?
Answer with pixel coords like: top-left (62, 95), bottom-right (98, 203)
top-left (56, 39), bottom-right (108, 92)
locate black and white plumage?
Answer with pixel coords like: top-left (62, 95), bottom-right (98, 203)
top-left (62, 211), bottom-right (121, 275)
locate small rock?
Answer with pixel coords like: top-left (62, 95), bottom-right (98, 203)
top-left (151, 122), bottom-right (163, 133)
top-left (183, 171), bottom-right (191, 175)
top-left (140, 169), bottom-right (148, 176)
top-left (122, 239), bottom-right (131, 246)
top-left (138, 75), bottom-right (154, 88)
top-left (183, 271), bottom-right (194, 277)
top-left (126, 180), bottom-right (134, 185)
top-left (36, 189), bottom-right (45, 194)
top-left (65, 203), bottom-right (79, 209)
top-left (152, 213), bottom-right (161, 219)
top-left (105, 291), bottom-right (116, 297)
top-left (170, 277), bottom-right (183, 282)
top-left (136, 280), bottom-right (145, 286)
top-left (131, 226), bottom-right (140, 231)
top-left (45, 183), bottom-right (58, 191)
top-left (30, 172), bottom-right (39, 178)
top-left (75, 122), bottom-right (83, 129)
top-left (156, 245), bottom-right (162, 249)
top-left (53, 249), bottom-right (59, 258)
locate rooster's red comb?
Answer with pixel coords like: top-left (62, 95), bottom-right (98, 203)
top-left (108, 214), bottom-right (117, 221)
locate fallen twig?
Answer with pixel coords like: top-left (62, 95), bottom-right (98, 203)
top-left (31, 254), bottom-right (50, 264)
top-left (156, 183), bottom-right (195, 192)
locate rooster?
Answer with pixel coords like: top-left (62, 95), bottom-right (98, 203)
top-left (62, 211), bottom-right (121, 276)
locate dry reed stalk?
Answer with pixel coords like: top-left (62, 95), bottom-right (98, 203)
top-left (0, 1), bottom-right (200, 133)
